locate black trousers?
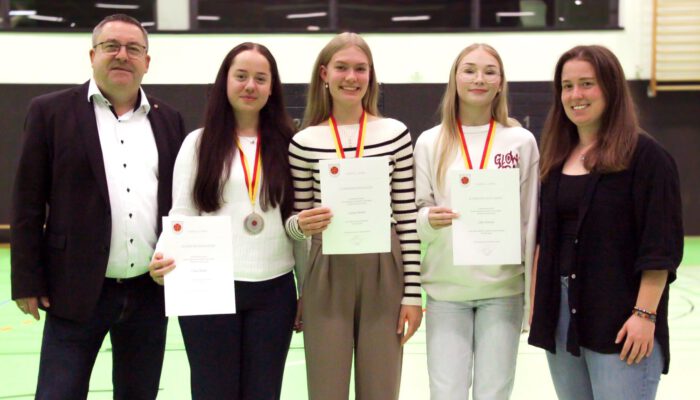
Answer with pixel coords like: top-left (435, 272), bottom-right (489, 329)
top-left (179, 271), bottom-right (296, 400)
top-left (36, 274), bottom-right (167, 400)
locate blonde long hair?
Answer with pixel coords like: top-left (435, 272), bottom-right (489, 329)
top-left (301, 32), bottom-right (381, 128)
top-left (435, 43), bottom-right (517, 190)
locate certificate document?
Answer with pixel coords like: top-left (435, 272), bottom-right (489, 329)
top-left (320, 157), bottom-right (391, 254)
top-left (160, 216), bottom-right (236, 316)
top-left (450, 169), bottom-right (521, 266)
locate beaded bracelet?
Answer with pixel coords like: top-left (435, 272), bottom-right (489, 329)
top-left (632, 307), bottom-right (657, 324)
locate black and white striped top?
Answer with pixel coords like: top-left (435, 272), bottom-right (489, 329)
top-left (286, 118), bottom-right (422, 306)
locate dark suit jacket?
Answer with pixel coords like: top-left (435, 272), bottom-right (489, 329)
top-left (10, 81), bottom-right (186, 322)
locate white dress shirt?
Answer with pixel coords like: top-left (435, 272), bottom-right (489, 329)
top-left (88, 79), bottom-right (159, 279)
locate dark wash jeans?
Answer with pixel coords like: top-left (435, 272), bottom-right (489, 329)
top-left (36, 274), bottom-right (167, 400)
top-left (178, 271), bottom-right (296, 400)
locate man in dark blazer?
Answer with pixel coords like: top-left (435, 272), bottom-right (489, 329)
top-left (10, 14), bottom-right (185, 399)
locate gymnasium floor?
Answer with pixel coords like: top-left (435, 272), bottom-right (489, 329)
top-left (1, 238), bottom-right (699, 399)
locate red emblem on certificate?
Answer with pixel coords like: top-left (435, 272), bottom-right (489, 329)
top-left (173, 222), bottom-right (183, 233)
top-left (330, 165), bottom-right (340, 175)
top-left (461, 176), bottom-right (470, 185)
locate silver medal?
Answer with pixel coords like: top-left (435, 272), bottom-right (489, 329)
top-left (244, 212), bottom-right (264, 234)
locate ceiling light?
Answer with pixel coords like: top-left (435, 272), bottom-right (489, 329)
top-left (496, 12), bottom-right (536, 18)
top-left (287, 12), bottom-right (327, 19)
top-left (391, 15), bottom-right (430, 22)
top-left (9, 10), bottom-right (37, 16)
top-left (95, 3), bottom-right (140, 10)
top-left (28, 15), bottom-right (65, 22)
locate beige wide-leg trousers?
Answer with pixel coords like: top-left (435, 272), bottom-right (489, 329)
top-left (302, 230), bottom-right (404, 400)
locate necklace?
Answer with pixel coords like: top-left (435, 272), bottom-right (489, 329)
top-left (344, 129), bottom-right (354, 147)
top-left (576, 142), bottom-right (595, 162)
top-left (242, 136), bottom-right (257, 145)
top-left (329, 110), bottom-right (366, 159)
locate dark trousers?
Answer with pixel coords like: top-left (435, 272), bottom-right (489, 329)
top-left (35, 274), bottom-right (168, 400)
top-left (178, 272), bottom-right (296, 400)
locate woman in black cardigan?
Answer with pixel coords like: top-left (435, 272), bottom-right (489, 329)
top-left (528, 45), bottom-right (683, 400)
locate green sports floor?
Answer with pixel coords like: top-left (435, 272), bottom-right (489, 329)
top-left (2, 238), bottom-right (699, 399)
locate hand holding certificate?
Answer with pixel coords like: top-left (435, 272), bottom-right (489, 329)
top-left (319, 157), bottom-right (391, 254)
top-left (159, 216), bottom-right (236, 316)
top-left (450, 169), bottom-right (521, 266)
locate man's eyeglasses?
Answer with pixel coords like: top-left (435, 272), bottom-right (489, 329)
top-left (93, 41), bottom-right (147, 58)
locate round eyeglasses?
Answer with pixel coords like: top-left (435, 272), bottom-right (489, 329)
top-left (93, 40), bottom-right (147, 58)
top-left (461, 69), bottom-right (501, 84)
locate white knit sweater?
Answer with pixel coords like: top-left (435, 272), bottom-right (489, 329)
top-left (169, 129), bottom-right (296, 282)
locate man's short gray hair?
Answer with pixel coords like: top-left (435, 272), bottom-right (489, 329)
top-left (92, 14), bottom-right (149, 49)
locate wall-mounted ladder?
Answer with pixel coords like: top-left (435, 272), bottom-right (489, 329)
top-left (649, 0), bottom-right (700, 96)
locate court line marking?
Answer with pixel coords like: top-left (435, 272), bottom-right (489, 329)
top-left (670, 295), bottom-right (695, 321)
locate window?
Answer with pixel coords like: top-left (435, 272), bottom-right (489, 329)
top-left (480, 1), bottom-right (618, 29)
top-left (6, 0), bottom-right (154, 29)
top-left (195, 0), bottom-right (329, 32)
top-left (0, 0), bottom-right (619, 31)
top-left (336, 1), bottom-right (471, 32)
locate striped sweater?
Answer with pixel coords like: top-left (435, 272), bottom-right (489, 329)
top-left (286, 118), bottom-right (422, 306)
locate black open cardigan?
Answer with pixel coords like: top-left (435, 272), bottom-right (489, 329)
top-left (528, 134), bottom-right (684, 374)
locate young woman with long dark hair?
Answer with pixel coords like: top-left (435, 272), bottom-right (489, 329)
top-left (149, 42), bottom-right (299, 400)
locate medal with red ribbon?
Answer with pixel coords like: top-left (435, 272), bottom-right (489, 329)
top-left (328, 109), bottom-right (367, 159)
top-left (236, 134), bottom-right (264, 234)
top-left (457, 118), bottom-right (496, 170)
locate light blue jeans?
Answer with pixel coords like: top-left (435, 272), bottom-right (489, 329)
top-left (546, 277), bottom-right (663, 400)
top-left (426, 294), bottom-right (524, 400)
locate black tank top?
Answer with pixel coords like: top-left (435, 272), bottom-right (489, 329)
top-left (557, 174), bottom-right (591, 276)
